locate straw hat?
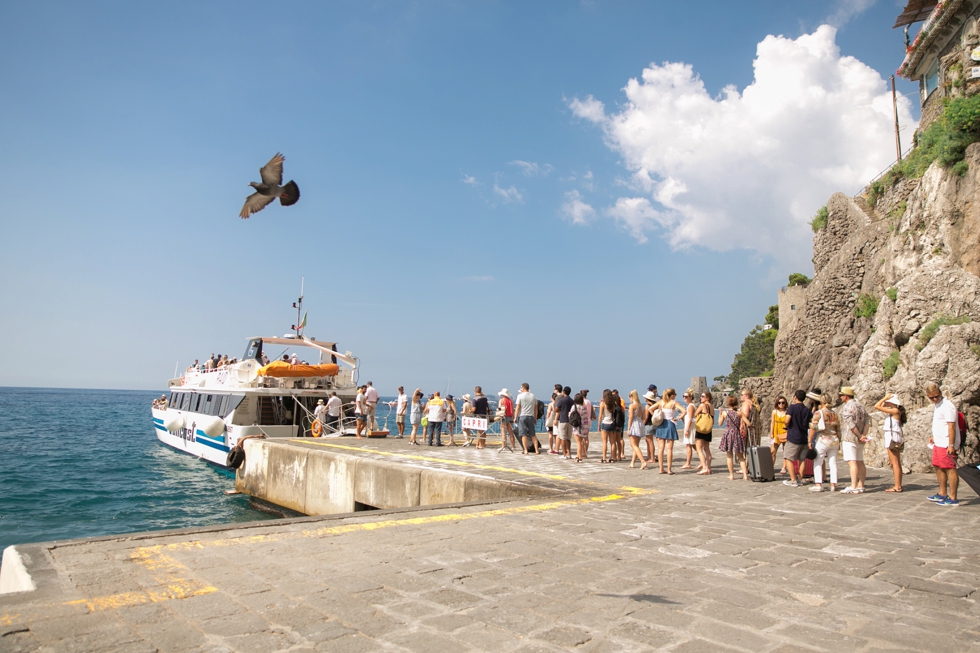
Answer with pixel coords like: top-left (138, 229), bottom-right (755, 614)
top-left (643, 391), bottom-right (657, 403)
top-left (498, 389), bottom-right (511, 398)
top-left (805, 391), bottom-right (822, 403)
top-left (839, 386), bottom-right (856, 397)
top-left (462, 394), bottom-right (471, 400)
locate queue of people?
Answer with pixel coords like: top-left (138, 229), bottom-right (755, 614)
top-left (378, 381), bottom-right (969, 505)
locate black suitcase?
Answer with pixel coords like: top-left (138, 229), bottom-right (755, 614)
top-left (957, 464), bottom-right (980, 498)
top-left (747, 445), bottom-right (775, 482)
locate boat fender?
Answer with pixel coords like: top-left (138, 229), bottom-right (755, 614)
top-left (311, 419), bottom-right (323, 437)
top-left (226, 445), bottom-right (245, 469)
top-left (200, 416), bottom-right (225, 438)
top-left (163, 411), bottom-right (184, 432)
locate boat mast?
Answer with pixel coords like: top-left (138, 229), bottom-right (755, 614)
top-left (292, 277), bottom-right (305, 338)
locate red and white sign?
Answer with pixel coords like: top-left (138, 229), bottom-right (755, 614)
top-left (461, 416), bottom-right (488, 431)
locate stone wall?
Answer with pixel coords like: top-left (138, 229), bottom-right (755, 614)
top-left (762, 145), bottom-right (980, 472)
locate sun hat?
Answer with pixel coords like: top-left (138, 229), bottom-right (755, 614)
top-left (643, 391), bottom-right (657, 403)
top-left (839, 386), bottom-right (856, 397)
top-left (498, 389), bottom-right (511, 397)
top-left (884, 393), bottom-right (902, 406)
top-left (317, 399), bottom-right (324, 405)
top-left (462, 394), bottom-right (471, 400)
top-left (805, 391), bottom-right (822, 403)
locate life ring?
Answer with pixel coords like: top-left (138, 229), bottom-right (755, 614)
top-left (311, 419), bottom-right (323, 437)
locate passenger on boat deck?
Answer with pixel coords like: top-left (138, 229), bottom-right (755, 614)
top-left (281, 354), bottom-right (290, 363)
top-left (313, 399), bottom-right (326, 426)
top-left (259, 353), bottom-right (270, 365)
top-left (158, 395), bottom-right (167, 409)
top-left (290, 353), bottom-right (300, 365)
top-left (205, 354), bottom-right (216, 370)
top-left (326, 392), bottom-right (342, 433)
top-left (186, 360), bottom-right (199, 373)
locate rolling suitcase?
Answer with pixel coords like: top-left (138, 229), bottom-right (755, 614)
top-left (958, 464), bottom-right (980, 498)
top-left (747, 446), bottom-right (775, 482)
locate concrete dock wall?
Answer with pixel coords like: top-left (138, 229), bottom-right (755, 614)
top-left (236, 440), bottom-right (551, 515)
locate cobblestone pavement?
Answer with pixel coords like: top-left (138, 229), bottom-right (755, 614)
top-left (2, 437), bottom-right (979, 652)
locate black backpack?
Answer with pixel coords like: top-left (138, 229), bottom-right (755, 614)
top-left (536, 400), bottom-right (545, 419)
top-left (569, 407), bottom-right (582, 428)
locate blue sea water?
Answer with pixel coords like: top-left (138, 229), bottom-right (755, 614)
top-left (0, 387), bottom-right (275, 551)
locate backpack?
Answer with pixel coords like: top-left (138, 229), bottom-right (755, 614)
top-left (569, 406), bottom-right (582, 428)
top-left (536, 400), bottom-right (545, 419)
top-left (958, 411), bottom-right (968, 450)
top-left (649, 407), bottom-right (665, 428)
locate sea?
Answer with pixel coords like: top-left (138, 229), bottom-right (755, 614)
top-left (0, 387), bottom-right (276, 552)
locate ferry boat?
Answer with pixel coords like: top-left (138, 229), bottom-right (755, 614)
top-left (151, 292), bottom-right (362, 470)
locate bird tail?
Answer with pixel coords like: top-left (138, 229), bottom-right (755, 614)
top-left (280, 181), bottom-right (300, 207)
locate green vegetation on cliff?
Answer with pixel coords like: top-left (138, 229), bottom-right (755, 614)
top-left (788, 273), bottom-right (811, 287)
top-left (869, 94), bottom-right (980, 205)
top-left (809, 205), bottom-right (828, 232)
top-left (727, 304), bottom-right (779, 386)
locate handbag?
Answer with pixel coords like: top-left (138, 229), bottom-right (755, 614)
top-left (805, 448), bottom-right (817, 460)
top-left (695, 412), bottom-right (713, 434)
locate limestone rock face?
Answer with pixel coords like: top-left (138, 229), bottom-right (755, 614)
top-left (742, 144), bottom-right (980, 472)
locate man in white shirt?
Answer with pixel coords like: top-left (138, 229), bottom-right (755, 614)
top-left (426, 392), bottom-right (446, 446)
top-left (326, 392), bottom-right (342, 434)
top-left (514, 383), bottom-right (538, 454)
top-left (394, 386), bottom-right (408, 438)
top-left (926, 382), bottom-right (960, 506)
top-left (313, 399), bottom-right (327, 432)
top-left (354, 386), bottom-right (367, 439)
top-left (290, 353), bottom-right (300, 365)
top-left (363, 382), bottom-right (379, 434)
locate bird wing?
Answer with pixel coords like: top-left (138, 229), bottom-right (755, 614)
top-left (259, 153), bottom-right (285, 186)
top-left (240, 191), bottom-right (276, 219)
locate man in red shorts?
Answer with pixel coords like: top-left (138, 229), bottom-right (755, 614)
top-left (925, 382), bottom-right (960, 506)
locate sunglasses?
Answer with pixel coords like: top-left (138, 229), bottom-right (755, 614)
top-left (927, 394), bottom-right (941, 401)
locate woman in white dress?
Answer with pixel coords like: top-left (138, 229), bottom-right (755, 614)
top-left (627, 390), bottom-right (647, 469)
top-left (681, 389), bottom-right (697, 469)
top-left (874, 393), bottom-right (906, 492)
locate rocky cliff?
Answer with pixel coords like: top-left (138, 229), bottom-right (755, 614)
top-left (744, 143), bottom-right (980, 472)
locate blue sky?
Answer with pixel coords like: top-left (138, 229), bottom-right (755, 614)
top-left (0, 1), bottom-right (922, 397)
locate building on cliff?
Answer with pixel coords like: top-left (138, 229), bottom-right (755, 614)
top-left (897, 0), bottom-right (980, 129)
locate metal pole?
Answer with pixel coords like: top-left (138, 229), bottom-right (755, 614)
top-left (891, 75), bottom-right (903, 161)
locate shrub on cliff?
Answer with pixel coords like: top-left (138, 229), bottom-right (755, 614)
top-left (809, 206), bottom-right (828, 232)
top-left (788, 273), bottom-right (811, 287)
top-left (918, 315), bottom-right (971, 350)
top-left (854, 293), bottom-right (879, 319)
top-left (882, 350), bottom-right (900, 380)
top-left (870, 94), bottom-right (980, 204)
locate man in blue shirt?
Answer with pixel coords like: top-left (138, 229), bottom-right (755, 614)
top-left (783, 389), bottom-right (813, 487)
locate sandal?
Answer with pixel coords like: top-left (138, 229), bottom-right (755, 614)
top-left (885, 487), bottom-right (903, 492)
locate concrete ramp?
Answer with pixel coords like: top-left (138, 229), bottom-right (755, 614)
top-left (236, 439), bottom-right (557, 515)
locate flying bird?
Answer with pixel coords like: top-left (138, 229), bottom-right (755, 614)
top-left (240, 153), bottom-right (301, 219)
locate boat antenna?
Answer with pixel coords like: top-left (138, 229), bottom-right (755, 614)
top-left (291, 276), bottom-right (306, 338)
top-left (173, 361), bottom-right (179, 379)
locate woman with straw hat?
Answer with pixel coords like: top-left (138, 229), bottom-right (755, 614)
top-left (874, 393), bottom-right (907, 492)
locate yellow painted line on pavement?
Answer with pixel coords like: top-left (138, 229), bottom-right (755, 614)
top-left (293, 439), bottom-right (571, 481)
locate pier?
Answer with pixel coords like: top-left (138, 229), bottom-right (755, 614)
top-left (2, 438), bottom-right (979, 652)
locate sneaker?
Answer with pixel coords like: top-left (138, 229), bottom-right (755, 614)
top-left (809, 485), bottom-right (823, 492)
top-left (782, 480), bottom-right (799, 487)
top-left (840, 487), bottom-right (857, 494)
top-left (926, 494), bottom-right (948, 502)
top-left (938, 498), bottom-right (960, 506)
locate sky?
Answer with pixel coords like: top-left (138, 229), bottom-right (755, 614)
top-left (0, 0), bottom-right (924, 397)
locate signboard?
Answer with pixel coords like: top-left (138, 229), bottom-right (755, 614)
top-left (460, 416), bottom-right (488, 431)
top-left (971, 47), bottom-right (980, 62)
top-left (972, 67), bottom-right (980, 79)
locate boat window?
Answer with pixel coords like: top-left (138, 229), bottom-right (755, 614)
top-left (223, 394), bottom-right (245, 418)
top-left (179, 393), bottom-right (189, 411)
top-left (169, 392), bottom-right (178, 407)
top-left (194, 394), bottom-right (204, 412)
top-left (205, 394), bottom-right (215, 415)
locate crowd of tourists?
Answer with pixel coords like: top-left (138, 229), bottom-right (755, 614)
top-left (372, 381), bottom-right (967, 506)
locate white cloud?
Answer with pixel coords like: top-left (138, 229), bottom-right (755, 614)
top-left (569, 25), bottom-right (917, 257)
top-left (510, 160), bottom-right (554, 176)
top-left (461, 174), bottom-right (481, 186)
top-left (605, 197), bottom-right (674, 243)
top-left (493, 183), bottom-right (524, 204)
top-left (561, 190), bottom-right (596, 225)
top-left (827, 0), bottom-right (877, 28)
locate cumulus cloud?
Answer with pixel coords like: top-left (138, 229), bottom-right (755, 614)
top-left (561, 190), bottom-right (596, 225)
top-left (510, 160), bottom-right (554, 176)
top-left (493, 183), bottom-right (524, 204)
top-left (569, 25), bottom-right (916, 258)
top-left (461, 174), bottom-right (481, 186)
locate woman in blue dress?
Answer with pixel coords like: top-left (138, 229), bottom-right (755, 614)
top-left (651, 388), bottom-right (683, 474)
